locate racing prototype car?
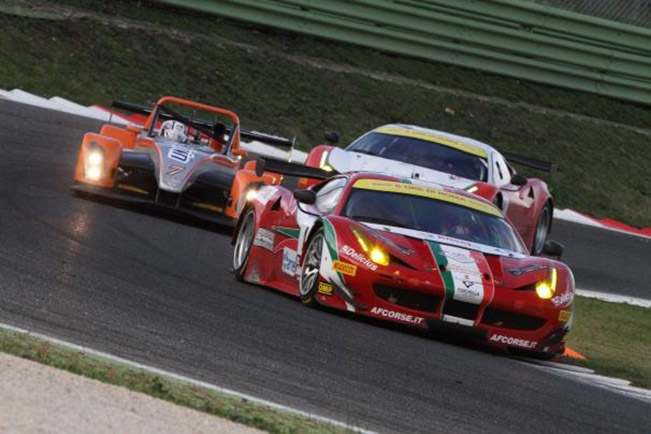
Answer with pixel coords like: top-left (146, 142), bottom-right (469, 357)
top-left (73, 96), bottom-right (294, 225)
top-left (232, 166), bottom-right (574, 358)
top-left (303, 125), bottom-right (556, 255)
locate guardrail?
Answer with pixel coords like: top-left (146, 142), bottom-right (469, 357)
top-left (155, 0), bottom-right (651, 105)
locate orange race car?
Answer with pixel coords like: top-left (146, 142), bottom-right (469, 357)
top-left (72, 96), bottom-right (294, 225)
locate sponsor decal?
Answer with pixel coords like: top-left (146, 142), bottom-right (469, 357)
top-left (341, 245), bottom-right (377, 271)
top-left (253, 228), bottom-right (275, 251)
top-left (318, 282), bottom-right (333, 296)
top-left (508, 263), bottom-right (547, 276)
top-left (374, 126), bottom-right (488, 158)
top-left (168, 147), bottom-right (194, 163)
top-left (551, 291), bottom-right (574, 307)
top-left (352, 179), bottom-right (501, 217)
top-left (490, 334), bottom-right (538, 349)
top-left (429, 243), bottom-right (490, 305)
top-left (281, 248), bottom-right (298, 276)
top-left (165, 165), bottom-right (185, 176)
top-left (333, 260), bottom-right (357, 276)
top-left (558, 309), bottom-right (572, 323)
top-left (370, 307), bottom-right (424, 325)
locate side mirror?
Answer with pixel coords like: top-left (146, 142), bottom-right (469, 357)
top-left (542, 240), bottom-right (564, 259)
top-left (510, 174), bottom-right (528, 186)
top-left (294, 189), bottom-right (316, 205)
top-left (324, 130), bottom-right (340, 144)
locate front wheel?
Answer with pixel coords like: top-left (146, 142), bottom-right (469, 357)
top-left (532, 202), bottom-right (552, 256)
top-left (299, 229), bottom-right (324, 306)
top-left (232, 210), bottom-right (255, 281)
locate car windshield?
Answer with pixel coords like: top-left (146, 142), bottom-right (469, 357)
top-left (347, 132), bottom-right (488, 181)
top-left (342, 187), bottom-right (526, 254)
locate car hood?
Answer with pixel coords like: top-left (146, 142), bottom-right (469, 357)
top-left (149, 139), bottom-right (218, 192)
top-left (360, 223), bottom-right (550, 289)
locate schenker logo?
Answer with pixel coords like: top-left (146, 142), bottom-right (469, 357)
top-left (490, 334), bottom-right (538, 349)
top-left (370, 307), bottom-right (424, 325)
top-left (341, 245), bottom-right (377, 271)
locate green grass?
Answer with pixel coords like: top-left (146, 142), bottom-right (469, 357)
top-left (1, 0), bottom-right (650, 226)
top-left (564, 297), bottom-right (651, 389)
top-left (0, 328), bottom-right (354, 434)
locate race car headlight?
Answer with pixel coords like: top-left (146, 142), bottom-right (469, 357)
top-left (352, 227), bottom-right (389, 266)
top-left (370, 247), bottom-right (389, 266)
top-left (246, 189), bottom-right (258, 201)
top-left (85, 147), bottom-right (105, 181)
top-left (319, 151), bottom-right (333, 172)
top-left (535, 267), bottom-right (557, 299)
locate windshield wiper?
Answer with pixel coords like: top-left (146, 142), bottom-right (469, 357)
top-left (349, 215), bottom-right (409, 228)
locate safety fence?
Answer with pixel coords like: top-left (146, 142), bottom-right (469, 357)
top-left (155, 0), bottom-right (651, 105)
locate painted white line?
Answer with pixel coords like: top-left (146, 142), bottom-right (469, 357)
top-left (577, 289), bottom-right (651, 308)
top-left (0, 321), bottom-right (375, 434)
top-left (554, 208), bottom-right (651, 240)
top-left (521, 359), bottom-right (651, 404)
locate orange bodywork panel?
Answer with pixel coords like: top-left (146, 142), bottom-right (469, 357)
top-left (226, 160), bottom-right (281, 219)
top-left (99, 124), bottom-right (139, 149)
top-left (74, 133), bottom-right (122, 188)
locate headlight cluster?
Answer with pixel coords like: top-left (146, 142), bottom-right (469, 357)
top-left (535, 267), bottom-right (557, 299)
top-left (85, 146), bottom-right (105, 181)
top-left (352, 227), bottom-right (389, 266)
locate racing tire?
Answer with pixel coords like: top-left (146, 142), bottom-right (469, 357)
top-left (299, 228), bottom-right (324, 307)
top-left (232, 210), bottom-right (255, 281)
top-left (531, 201), bottom-right (552, 256)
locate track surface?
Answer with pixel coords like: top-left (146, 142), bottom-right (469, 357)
top-left (0, 100), bottom-right (649, 433)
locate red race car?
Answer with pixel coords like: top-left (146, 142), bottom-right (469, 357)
top-left (232, 164), bottom-right (574, 358)
top-left (302, 125), bottom-right (557, 255)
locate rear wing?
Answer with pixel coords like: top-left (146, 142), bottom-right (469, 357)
top-left (502, 152), bottom-right (559, 173)
top-left (111, 100), bottom-right (295, 149)
top-left (255, 156), bottom-right (332, 180)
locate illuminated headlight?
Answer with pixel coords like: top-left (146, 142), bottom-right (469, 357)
top-left (352, 227), bottom-right (389, 266)
top-left (85, 148), bottom-right (105, 181)
top-left (246, 189), bottom-right (258, 201)
top-left (535, 267), bottom-right (557, 299)
top-left (87, 151), bottom-right (103, 166)
top-left (466, 185), bottom-right (479, 194)
top-left (319, 151), bottom-right (333, 172)
top-left (370, 247), bottom-right (389, 266)
top-left (86, 166), bottom-right (102, 181)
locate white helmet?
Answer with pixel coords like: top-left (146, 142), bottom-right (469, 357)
top-left (160, 120), bottom-right (188, 143)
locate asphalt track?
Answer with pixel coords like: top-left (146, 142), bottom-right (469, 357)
top-left (0, 99), bottom-right (649, 433)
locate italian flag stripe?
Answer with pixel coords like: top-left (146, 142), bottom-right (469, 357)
top-left (429, 242), bottom-right (455, 299)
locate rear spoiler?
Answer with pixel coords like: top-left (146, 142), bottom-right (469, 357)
top-left (255, 156), bottom-right (332, 180)
top-left (112, 100), bottom-right (295, 148)
top-left (502, 152), bottom-right (559, 173)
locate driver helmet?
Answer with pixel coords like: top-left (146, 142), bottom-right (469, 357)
top-left (160, 120), bottom-right (188, 143)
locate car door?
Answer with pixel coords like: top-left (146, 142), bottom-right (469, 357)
top-left (493, 152), bottom-right (535, 237)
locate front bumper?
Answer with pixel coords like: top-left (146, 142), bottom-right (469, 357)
top-left (318, 266), bottom-right (571, 356)
top-left (71, 182), bottom-right (236, 227)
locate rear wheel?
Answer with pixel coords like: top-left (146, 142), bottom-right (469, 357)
top-left (299, 229), bottom-right (324, 306)
top-left (232, 210), bottom-right (255, 281)
top-left (532, 202), bottom-right (552, 256)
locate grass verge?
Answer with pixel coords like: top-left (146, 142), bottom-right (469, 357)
top-left (563, 296), bottom-right (651, 389)
top-left (0, 0), bottom-right (650, 226)
top-left (0, 327), bottom-right (354, 434)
